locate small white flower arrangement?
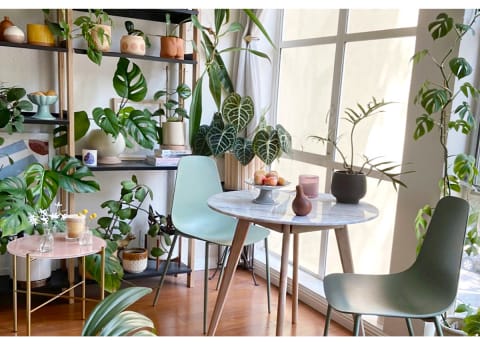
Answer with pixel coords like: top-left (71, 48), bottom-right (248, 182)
top-left (28, 202), bottom-right (66, 234)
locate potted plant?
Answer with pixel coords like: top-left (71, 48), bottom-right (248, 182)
top-left (85, 175), bottom-right (172, 292)
top-left (160, 12), bottom-right (185, 59)
top-left (153, 66), bottom-right (192, 147)
top-left (412, 11), bottom-right (480, 253)
top-left (309, 97), bottom-right (411, 204)
top-left (440, 303), bottom-right (480, 336)
top-left (72, 9), bottom-right (113, 65)
top-left (120, 20), bottom-right (151, 56)
top-left (0, 84), bottom-right (33, 136)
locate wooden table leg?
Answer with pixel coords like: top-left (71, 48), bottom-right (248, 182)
top-left (292, 232), bottom-right (299, 325)
top-left (207, 220), bottom-right (250, 336)
top-left (12, 254), bottom-right (17, 332)
top-left (276, 224), bottom-right (291, 336)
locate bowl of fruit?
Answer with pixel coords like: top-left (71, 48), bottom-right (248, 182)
top-left (27, 90), bottom-right (58, 120)
top-left (245, 170), bottom-right (289, 204)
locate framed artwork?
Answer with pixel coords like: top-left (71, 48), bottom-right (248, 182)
top-left (0, 132), bottom-right (52, 179)
top-left (111, 98), bottom-right (162, 160)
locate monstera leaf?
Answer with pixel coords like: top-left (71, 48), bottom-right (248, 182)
top-left (222, 93), bottom-right (254, 133)
top-left (232, 137), bottom-right (255, 166)
top-left (207, 124), bottom-right (237, 156)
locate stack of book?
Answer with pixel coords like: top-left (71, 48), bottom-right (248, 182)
top-left (145, 146), bottom-right (192, 167)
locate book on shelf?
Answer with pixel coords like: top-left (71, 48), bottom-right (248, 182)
top-left (145, 155), bottom-right (180, 167)
top-left (153, 147), bottom-right (192, 157)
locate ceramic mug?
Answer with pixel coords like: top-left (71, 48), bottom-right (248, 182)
top-left (82, 149), bottom-right (97, 167)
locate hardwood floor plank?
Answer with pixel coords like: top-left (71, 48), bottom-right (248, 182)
top-left (0, 268), bottom-right (350, 336)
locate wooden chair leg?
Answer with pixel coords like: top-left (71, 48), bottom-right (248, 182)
top-left (353, 314), bottom-right (362, 336)
top-left (405, 318), bottom-right (414, 336)
top-left (152, 234), bottom-right (178, 305)
top-left (324, 304), bottom-right (332, 336)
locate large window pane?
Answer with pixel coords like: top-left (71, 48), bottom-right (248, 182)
top-left (336, 37), bottom-right (416, 168)
top-left (277, 44), bottom-right (336, 154)
top-left (348, 9), bottom-right (418, 33)
top-left (283, 9), bottom-right (339, 40)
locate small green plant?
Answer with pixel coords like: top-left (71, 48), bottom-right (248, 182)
top-left (124, 20), bottom-right (151, 48)
top-left (309, 97), bottom-right (411, 190)
top-left (0, 84), bottom-right (33, 137)
top-left (153, 66), bottom-right (192, 122)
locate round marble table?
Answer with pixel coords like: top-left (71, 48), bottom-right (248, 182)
top-left (206, 190), bottom-right (379, 336)
top-left (7, 233), bottom-right (106, 336)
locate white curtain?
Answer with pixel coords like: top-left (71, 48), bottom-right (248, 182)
top-left (231, 9), bottom-right (276, 137)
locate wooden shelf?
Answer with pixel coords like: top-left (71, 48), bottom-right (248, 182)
top-left (74, 48), bottom-right (196, 64)
top-left (23, 113), bottom-right (69, 125)
top-left (0, 41), bottom-right (67, 52)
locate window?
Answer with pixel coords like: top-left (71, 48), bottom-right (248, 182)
top-left (268, 9), bottom-right (419, 330)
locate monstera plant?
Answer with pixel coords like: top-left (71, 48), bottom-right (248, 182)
top-left (193, 92), bottom-right (291, 166)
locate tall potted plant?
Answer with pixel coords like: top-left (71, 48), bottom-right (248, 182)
top-left (310, 97), bottom-right (412, 203)
top-left (160, 12), bottom-right (186, 59)
top-left (412, 11), bottom-right (480, 253)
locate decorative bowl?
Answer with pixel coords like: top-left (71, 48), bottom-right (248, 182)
top-left (27, 93), bottom-right (58, 120)
top-left (245, 179), bottom-right (290, 204)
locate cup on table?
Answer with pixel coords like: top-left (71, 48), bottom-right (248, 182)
top-left (298, 174), bottom-right (319, 198)
top-left (65, 214), bottom-right (86, 240)
top-left (82, 149), bottom-right (97, 167)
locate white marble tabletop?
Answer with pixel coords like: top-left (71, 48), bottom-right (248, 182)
top-left (7, 233), bottom-right (106, 259)
top-left (207, 190), bottom-right (379, 227)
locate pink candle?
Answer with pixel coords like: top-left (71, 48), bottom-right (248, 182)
top-left (298, 175), bottom-right (319, 198)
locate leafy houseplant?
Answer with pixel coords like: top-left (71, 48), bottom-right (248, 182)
top-left (0, 84), bottom-right (33, 138)
top-left (310, 97), bottom-right (411, 203)
top-left (73, 9), bottom-right (113, 65)
top-left (160, 12), bottom-right (186, 59)
top-left (86, 175), bottom-right (172, 293)
top-left (412, 11), bottom-right (480, 253)
top-left (192, 92), bottom-right (291, 167)
top-left (124, 20), bottom-right (151, 48)
top-left (189, 9), bottom-right (274, 148)
top-left (81, 286), bottom-right (156, 336)
top-left (0, 155), bottom-right (100, 254)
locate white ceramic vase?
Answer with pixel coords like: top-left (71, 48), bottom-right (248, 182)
top-left (120, 35), bottom-right (146, 55)
top-left (162, 121), bottom-right (185, 146)
top-left (85, 129), bottom-right (126, 164)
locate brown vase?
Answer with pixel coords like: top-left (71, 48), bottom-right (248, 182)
top-left (292, 184), bottom-right (312, 216)
top-left (0, 16), bottom-right (14, 41)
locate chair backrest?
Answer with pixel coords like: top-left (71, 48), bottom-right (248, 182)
top-left (171, 155), bottom-right (235, 237)
top-left (411, 195), bottom-right (469, 305)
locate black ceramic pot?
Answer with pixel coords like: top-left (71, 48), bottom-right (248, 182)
top-left (331, 170), bottom-right (366, 204)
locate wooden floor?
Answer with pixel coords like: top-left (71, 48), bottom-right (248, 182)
top-left (0, 268), bottom-right (351, 336)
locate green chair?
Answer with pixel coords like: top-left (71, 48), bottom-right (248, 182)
top-left (323, 196), bottom-right (469, 336)
top-left (152, 155), bottom-right (271, 334)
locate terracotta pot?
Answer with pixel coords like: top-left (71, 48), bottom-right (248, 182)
top-left (160, 36), bottom-right (184, 59)
top-left (120, 35), bottom-right (146, 55)
top-left (91, 24), bottom-right (111, 52)
top-left (121, 248), bottom-right (148, 274)
top-left (331, 170), bottom-right (366, 204)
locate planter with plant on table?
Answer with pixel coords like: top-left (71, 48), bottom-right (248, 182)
top-left (309, 97), bottom-right (412, 204)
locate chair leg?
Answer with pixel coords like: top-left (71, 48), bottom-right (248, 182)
top-left (203, 242), bottom-right (210, 335)
top-left (353, 314), bottom-right (362, 336)
top-left (264, 238), bottom-right (271, 314)
top-left (324, 304), bottom-right (332, 336)
top-left (152, 234), bottom-right (178, 306)
top-left (433, 316), bottom-right (444, 336)
top-left (405, 318), bottom-right (414, 336)
top-left (216, 246), bottom-right (230, 290)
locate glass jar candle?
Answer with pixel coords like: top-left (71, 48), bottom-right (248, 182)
top-left (65, 214), bottom-right (86, 240)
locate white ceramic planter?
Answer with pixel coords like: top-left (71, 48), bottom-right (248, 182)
top-left (162, 121), bottom-right (185, 146)
top-left (9, 256), bottom-right (52, 282)
top-left (91, 24), bottom-right (111, 52)
top-left (121, 248), bottom-right (148, 274)
top-left (85, 129), bottom-right (126, 164)
top-left (120, 35), bottom-right (146, 55)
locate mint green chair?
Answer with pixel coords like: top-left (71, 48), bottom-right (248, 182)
top-left (323, 196), bottom-right (469, 336)
top-left (152, 155), bottom-right (271, 334)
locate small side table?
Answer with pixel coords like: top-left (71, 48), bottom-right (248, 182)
top-left (7, 233), bottom-right (106, 336)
